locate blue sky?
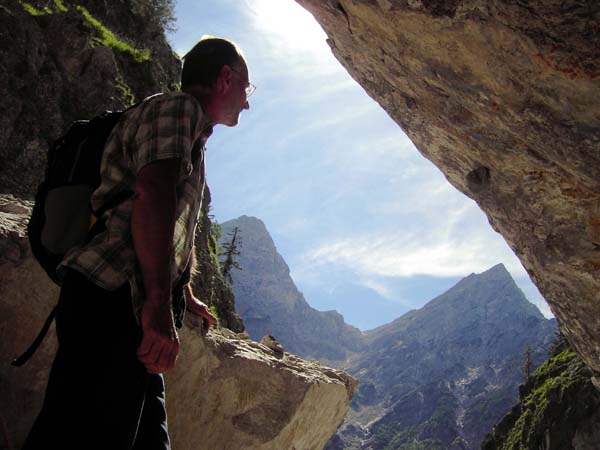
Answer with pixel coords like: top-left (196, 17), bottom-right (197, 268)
top-left (169, 0), bottom-right (552, 330)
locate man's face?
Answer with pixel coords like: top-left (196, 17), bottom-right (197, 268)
top-left (219, 63), bottom-right (251, 127)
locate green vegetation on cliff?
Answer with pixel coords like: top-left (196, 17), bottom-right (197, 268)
top-left (76, 6), bottom-right (150, 62)
top-left (482, 339), bottom-right (600, 450)
top-left (115, 76), bottom-right (136, 107)
top-left (53, 0), bottom-right (68, 12)
top-left (209, 221), bottom-right (222, 272)
top-left (18, 0), bottom-right (151, 62)
top-left (18, 1), bottom-right (54, 15)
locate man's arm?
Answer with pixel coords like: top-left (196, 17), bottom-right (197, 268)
top-left (132, 158), bottom-right (180, 374)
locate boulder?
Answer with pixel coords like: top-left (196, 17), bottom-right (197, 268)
top-left (0, 195), bottom-right (356, 450)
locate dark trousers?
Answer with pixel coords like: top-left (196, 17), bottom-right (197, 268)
top-left (22, 269), bottom-right (171, 450)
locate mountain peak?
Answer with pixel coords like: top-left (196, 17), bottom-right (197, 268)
top-left (218, 216), bottom-right (364, 361)
top-left (222, 215), bottom-right (268, 234)
top-left (353, 263), bottom-right (555, 449)
top-left (430, 264), bottom-right (543, 319)
top-left (221, 216), bottom-right (278, 256)
top-left (369, 263), bottom-right (546, 340)
top-left (464, 263), bottom-right (510, 283)
top-left (484, 262), bottom-right (509, 275)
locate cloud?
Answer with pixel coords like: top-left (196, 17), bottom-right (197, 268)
top-left (359, 278), bottom-right (395, 300)
top-left (302, 207), bottom-right (527, 279)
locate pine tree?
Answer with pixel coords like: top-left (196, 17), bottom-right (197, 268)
top-left (549, 328), bottom-right (569, 357)
top-left (521, 344), bottom-right (534, 381)
top-left (220, 226), bottom-right (242, 284)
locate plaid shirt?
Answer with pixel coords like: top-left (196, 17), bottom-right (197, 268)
top-left (60, 92), bottom-right (213, 317)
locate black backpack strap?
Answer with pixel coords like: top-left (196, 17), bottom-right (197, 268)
top-left (12, 305), bottom-right (58, 367)
top-left (13, 190), bottom-right (134, 367)
top-left (172, 260), bottom-right (192, 329)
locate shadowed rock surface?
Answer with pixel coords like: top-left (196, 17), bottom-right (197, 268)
top-left (295, 0), bottom-right (600, 379)
top-left (0, 0), bottom-right (180, 198)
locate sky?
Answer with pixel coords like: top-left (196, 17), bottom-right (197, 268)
top-left (169, 0), bottom-right (553, 330)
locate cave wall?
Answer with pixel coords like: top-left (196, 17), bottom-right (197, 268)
top-left (296, 0), bottom-right (600, 378)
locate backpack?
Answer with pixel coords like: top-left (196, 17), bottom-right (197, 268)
top-left (14, 108), bottom-right (131, 367)
top-left (28, 109), bottom-right (130, 285)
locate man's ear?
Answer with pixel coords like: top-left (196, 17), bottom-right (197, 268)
top-left (215, 65), bottom-right (233, 94)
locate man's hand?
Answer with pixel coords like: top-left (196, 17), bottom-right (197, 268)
top-left (137, 299), bottom-right (180, 373)
top-left (184, 284), bottom-right (218, 332)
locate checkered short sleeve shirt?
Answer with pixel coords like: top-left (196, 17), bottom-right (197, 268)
top-left (60, 92), bottom-right (213, 316)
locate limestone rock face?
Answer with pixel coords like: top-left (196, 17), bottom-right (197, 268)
top-left (0, 196), bottom-right (355, 450)
top-left (0, 0), bottom-right (180, 197)
top-left (166, 328), bottom-right (355, 450)
top-left (296, 0), bottom-right (600, 376)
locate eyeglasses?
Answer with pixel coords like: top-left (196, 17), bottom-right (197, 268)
top-left (245, 83), bottom-right (256, 98)
top-left (231, 67), bottom-right (256, 98)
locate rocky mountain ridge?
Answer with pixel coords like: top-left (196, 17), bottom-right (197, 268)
top-left (335, 264), bottom-right (555, 450)
top-left (219, 215), bottom-right (365, 362)
top-left (218, 215), bottom-right (558, 449)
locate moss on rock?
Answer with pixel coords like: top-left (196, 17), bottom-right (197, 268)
top-left (76, 5), bottom-right (151, 63)
top-left (18, 0), bottom-right (151, 63)
top-left (482, 348), bottom-right (600, 450)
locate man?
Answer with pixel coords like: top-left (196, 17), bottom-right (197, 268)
top-left (22, 36), bottom-right (253, 450)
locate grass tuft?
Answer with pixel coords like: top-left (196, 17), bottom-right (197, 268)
top-left (53, 0), bottom-right (68, 12)
top-left (76, 5), bottom-right (151, 63)
top-left (116, 76), bottom-right (136, 106)
top-left (19, 1), bottom-right (52, 15)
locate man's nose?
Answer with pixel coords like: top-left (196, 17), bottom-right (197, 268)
top-left (243, 100), bottom-right (250, 110)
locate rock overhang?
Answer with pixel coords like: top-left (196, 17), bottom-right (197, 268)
top-left (295, 0), bottom-right (600, 376)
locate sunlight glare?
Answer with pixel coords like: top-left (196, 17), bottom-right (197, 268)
top-left (245, 0), bottom-right (328, 52)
